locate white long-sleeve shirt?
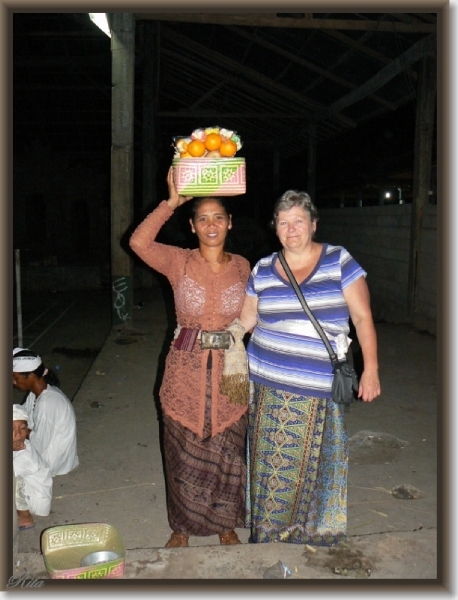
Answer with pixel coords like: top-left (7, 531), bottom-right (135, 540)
top-left (14, 439), bottom-right (53, 516)
top-left (24, 385), bottom-right (79, 476)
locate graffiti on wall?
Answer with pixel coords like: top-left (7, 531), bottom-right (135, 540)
top-left (111, 275), bottom-right (131, 324)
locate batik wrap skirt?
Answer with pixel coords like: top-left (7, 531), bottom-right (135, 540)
top-left (246, 382), bottom-right (348, 545)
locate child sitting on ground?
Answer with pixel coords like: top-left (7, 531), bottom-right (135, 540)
top-left (12, 348), bottom-right (79, 476)
top-left (13, 404), bottom-right (52, 531)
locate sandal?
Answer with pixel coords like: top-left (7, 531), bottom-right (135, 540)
top-left (219, 530), bottom-right (241, 545)
top-left (18, 523), bottom-right (36, 532)
top-left (165, 532), bottom-right (189, 548)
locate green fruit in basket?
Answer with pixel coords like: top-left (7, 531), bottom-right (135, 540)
top-left (231, 134), bottom-right (242, 151)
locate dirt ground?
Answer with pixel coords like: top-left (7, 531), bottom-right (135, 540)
top-left (10, 285), bottom-right (443, 591)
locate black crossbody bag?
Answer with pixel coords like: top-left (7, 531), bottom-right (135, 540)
top-left (278, 250), bottom-right (359, 405)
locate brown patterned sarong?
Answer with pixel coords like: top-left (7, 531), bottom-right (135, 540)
top-left (163, 367), bottom-right (247, 536)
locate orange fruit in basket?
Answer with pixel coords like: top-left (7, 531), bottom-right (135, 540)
top-left (204, 133), bottom-right (221, 151)
top-left (187, 139), bottom-right (206, 157)
top-left (180, 151), bottom-right (192, 158)
top-left (219, 139), bottom-right (237, 157)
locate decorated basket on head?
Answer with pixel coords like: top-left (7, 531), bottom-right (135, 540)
top-left (172, 126), bottom-right (246, 197)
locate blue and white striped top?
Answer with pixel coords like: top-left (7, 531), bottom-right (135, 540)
top-left (246, 244), bottom-right (366, 397)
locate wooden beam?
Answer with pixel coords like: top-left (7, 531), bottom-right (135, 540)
top-left (16, 30), bottom-right (106, 37)
top-left (387, 13), bottom-right (437, 25)
top-left (188, 81), bottom-right (227, 109)
top-left (273, 149), bottom-right (280, 198)
top-left (408, 54), bottom-right (436, 314)
top-left (160, 27), bottom-right (317, 112)
top-left (314, 34), bottom-right (436, 122)
top-left (111, 13), bottom-right (135, 326)
top-left (414, 13), bottom-right (438, 24)
top-left (158, 112), bottom-right (315, 118)
top-left (226, 25), bottom-right (397, 111)
top-left (139, 21), bottom-right (157, 290)
top-left (14, 56), bottom-right (109, 67)
top-left (141, 20), bottom-right (157, 211)
top-left (14, 85), bottom-right (110, 91)
top-left (307, 123), bottom-right (317, 200)
top-left (324, 29), bottom-right (418, 81)
top-left (158, 81), bottom-right (309, 143)
top-left (160, 50), bottom-right (300, 117)
top-left (387, 13), bottom-right (422, 24)
top-left (15, 118), bottom-right (111, 125)
top-left (355, 91), bottom-right (417, 126)
top-left (160, 26), bottom-right (356, 128)
top-left (135, 13), bottom-right (436, 33)
top-left (306, 27), bottom-right (375, 95)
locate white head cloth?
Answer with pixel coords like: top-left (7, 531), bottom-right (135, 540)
top-left (13, 347), bottom-right (42, 373)
top-left (13, 404), bottom-right (29, 422)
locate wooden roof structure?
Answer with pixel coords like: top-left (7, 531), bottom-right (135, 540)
top-left (13, 11), bottom-right (439, 203)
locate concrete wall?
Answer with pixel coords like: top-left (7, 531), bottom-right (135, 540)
top-left (17, 205), bottom-right (437, 335)
top-left (413, 208), bottom-right (437, 334)
top-left (317, 204), bottom-right (437, 334)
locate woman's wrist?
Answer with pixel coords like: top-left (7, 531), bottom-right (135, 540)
top-left (166, 198), bottom-right (179, 210)
top-left (362, 364), bottom-right (378, 373)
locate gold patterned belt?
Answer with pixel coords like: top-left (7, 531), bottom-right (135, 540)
top-left (173, 326), bottom-right (233, 351)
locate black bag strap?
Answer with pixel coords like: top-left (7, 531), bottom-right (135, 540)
top-left (277, 250), bottom-right (339, 367)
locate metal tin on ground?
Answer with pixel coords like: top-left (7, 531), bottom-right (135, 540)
top-left (42, 523), bottom-right (125, 579)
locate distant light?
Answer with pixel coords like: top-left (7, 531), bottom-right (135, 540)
top-left (89, 13), bottom-right (111, 38)
top-left (385, 192), bottom-right (391, 199)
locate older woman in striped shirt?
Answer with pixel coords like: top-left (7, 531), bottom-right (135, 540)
top-left (239, 189), bottom-right (380, 546)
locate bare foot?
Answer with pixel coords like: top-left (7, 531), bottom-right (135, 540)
top-left (17, 509), bottom-right (34, 529)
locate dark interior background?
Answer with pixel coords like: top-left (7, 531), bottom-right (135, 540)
top-left (13, 12), bottom-right (437, 268)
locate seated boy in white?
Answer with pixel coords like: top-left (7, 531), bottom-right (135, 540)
top-left (13, 404), bottom-right (52, 530)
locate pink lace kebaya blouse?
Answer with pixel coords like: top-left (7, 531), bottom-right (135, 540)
top-left (129, 200), bottom-right (251, 437)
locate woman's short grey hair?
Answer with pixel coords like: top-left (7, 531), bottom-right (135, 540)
top-left (272, 190), bottom-right (319, 226)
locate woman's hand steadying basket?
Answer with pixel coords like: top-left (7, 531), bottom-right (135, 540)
top-left (166, 166), bottom-right (193, 210)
